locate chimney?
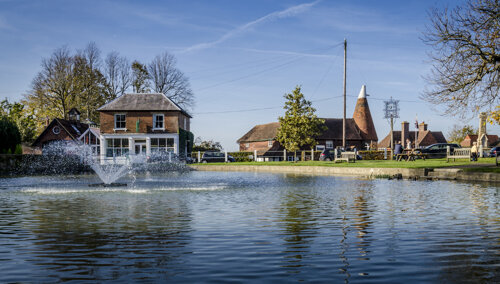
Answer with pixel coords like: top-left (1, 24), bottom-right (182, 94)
top-left (401, 121), bottom-right (409, 146)
top-left (419, 122), bottom-right (427, 132)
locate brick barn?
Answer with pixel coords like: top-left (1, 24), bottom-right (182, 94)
top-left (237, 85), bottom-right (379, 155)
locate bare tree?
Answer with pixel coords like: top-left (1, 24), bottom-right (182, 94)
top-left (27, 46), bottom-right (78, 119)
top-left (421, 0), bottom-right (499, 116)
top-left (104, 51), bottom-right (131, 100)
top-left (148, 52), bottom-right (195, 110)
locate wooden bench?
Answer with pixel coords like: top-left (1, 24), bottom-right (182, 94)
top-left (335, 151), bottom-right (356, 163)
top-left (447, 147), bottom-right (471, 162)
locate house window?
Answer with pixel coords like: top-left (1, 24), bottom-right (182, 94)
top-left (326, 140), bottom-right (333, 149)
top-left (114, 114), bottom-right (126, 129)
top-left (268, 140), bottom-right (273, 147)
top-left (153, 114), bottom-right (164, 130)
top-left (151, 138), bottom-right (175, 152)
top-left (316, 145), bottom-right (325, 151)
top-left (52, 126), bottom-right (60, 135)
top-left (245, 143), bottom-right (250, 148)
top-left (106, 138), bottom-right (129, 157)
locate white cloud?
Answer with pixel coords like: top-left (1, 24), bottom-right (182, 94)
top-left (182, 0), bottom-right (321, 53)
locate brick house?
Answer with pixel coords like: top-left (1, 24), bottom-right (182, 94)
top-left (32, 108), bottom-right (98, 153)
top-left (378, 121), bottom-right (447, 148)
top-left (460, 134), bottom-right (498, 147)
top-left (237, 85), bottom-right (378, 154)
top-left (97, 93), bottom-right (193, 163)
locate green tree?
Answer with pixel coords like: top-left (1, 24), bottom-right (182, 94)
top-left (276, 86), bottom-right (325, 158)
top-left (131, 61), bottom-right (150, 93)
top-left (447, 124), bottom-right (477, 143)
top-left (0, 117), bottom-right (21, 154)
top-left (421, 0), bottom-right (500, 116)
top-left (192, 137), bottom-right (223, 151)
top-left (0, 99), bottom-right (37, 143)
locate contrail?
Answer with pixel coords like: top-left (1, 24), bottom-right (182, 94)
top-left (182, 0), bottom-right (320, 53)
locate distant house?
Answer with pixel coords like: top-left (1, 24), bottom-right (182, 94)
top-left (460, 134), bottom-right (498, 147)
top-left (32, 108), bottom-right (98, 152)
top-left (97, 93), bottom-right (193, 163)
top-left (378, 121), bottom-right (447, 148)
top-left (237, 85), bottom-right (379, 157)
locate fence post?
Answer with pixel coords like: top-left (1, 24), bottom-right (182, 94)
top-left (311, 148), bottom-right (314, 161)
top-left (283, 149), bottom-right (286, 161)
top-left (254, 150), bottom-right (257, 161)
top-left (384, 148), bottom-right (387, 160)
top-left (198, 151), bottom-right (201, 163)
top-left (225, 151), bottom-right (228, 162)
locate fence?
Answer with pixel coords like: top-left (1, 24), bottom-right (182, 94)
top-left (190, 149), bottom-right (391, 163)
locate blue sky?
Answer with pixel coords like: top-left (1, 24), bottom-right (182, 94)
top-left (1, 0), bottom-right (497, 150)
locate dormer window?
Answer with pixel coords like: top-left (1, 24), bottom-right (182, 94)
top-left (114, 114), bottom-right (126, 130)
top-left (153, 114), bottom-right (164, 130)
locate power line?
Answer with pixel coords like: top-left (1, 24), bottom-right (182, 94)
top-left (192, 94), bottom-right (424, 115)
top-left (193, 95), bottom-right (343, 115)
top-left (192, 43), bottom-right (345, 91)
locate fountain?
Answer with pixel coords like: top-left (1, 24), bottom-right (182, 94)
top-left (16, 142), bottom-right (190, 186)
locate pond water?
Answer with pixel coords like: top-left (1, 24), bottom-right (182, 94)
top-left (0, 171), bottom-right (499, 283)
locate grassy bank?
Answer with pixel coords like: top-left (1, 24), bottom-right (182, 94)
top-left (196, 157), bottom-right (498, 169)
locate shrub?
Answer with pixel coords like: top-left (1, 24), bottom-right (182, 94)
top-left (228, 151), bottom-right (254, 162)
top-left (358, 150), bottom-right (386, 160)
top-left (0, 118), bottom-right (21, 154)
top-left (14, 144), bottom-right (23, 155)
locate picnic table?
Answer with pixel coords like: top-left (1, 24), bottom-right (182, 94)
top-left (396, 151), bottom-right (427, 161)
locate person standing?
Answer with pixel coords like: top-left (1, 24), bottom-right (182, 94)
top-left (471, 142), bottom-right (478, 161)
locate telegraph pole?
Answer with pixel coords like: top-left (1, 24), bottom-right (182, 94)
top-left (342, 39), bottom-right (347, 149)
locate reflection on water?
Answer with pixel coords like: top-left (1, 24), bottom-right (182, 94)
top-left (0, 172), bottom-right (499, 282)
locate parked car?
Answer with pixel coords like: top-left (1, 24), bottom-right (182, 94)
top-left (201, 151), bottom-right (235, 163)
top-left (147, 151), bottom-right (194, 164)
top-left (319, 149), bottom-right (336, 161)
top-left (419, 143), bottom-right (461, 158)
top-left (489, 147), bottom-right (500, 157)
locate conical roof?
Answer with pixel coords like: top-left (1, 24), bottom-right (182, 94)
top-left (352, 85), bottom-right (378, 141)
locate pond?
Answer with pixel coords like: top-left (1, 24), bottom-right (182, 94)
top-left (0, 171), bottom-right (498, 282)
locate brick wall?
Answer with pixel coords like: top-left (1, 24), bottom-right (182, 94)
top-left (35, 124), bottom-right (74, 147)
top-left (239, 140), bottom-right (274, 152)
top-left (100, 111), bottom-right (189, 134)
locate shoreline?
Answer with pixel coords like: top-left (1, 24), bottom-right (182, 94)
top-left (190, 164), bottom-right (500, 183)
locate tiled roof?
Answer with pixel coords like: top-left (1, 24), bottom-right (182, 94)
top-left (32, 118), bottom-right (90, 147)
top-left (237, 122), bottom-right (280, 143)
top-left (98, 93), bottom-right (191, 117)
top-left (318, 118), bottom-right (363, 140)
top-left (461, 134), bottom-right (499, 147)
top-left (237, 118), bottom-right (363, 143)
top-left (378, 130), bottom-right (447, 148)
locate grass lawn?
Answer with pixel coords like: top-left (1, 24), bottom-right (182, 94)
top-left (196, 157), bottom-right (498, 169)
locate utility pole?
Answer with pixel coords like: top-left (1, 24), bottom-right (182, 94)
top-left (390, 117), bottom-right (394, 154)
top-left (342, 39), bottom-right (347, 149)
